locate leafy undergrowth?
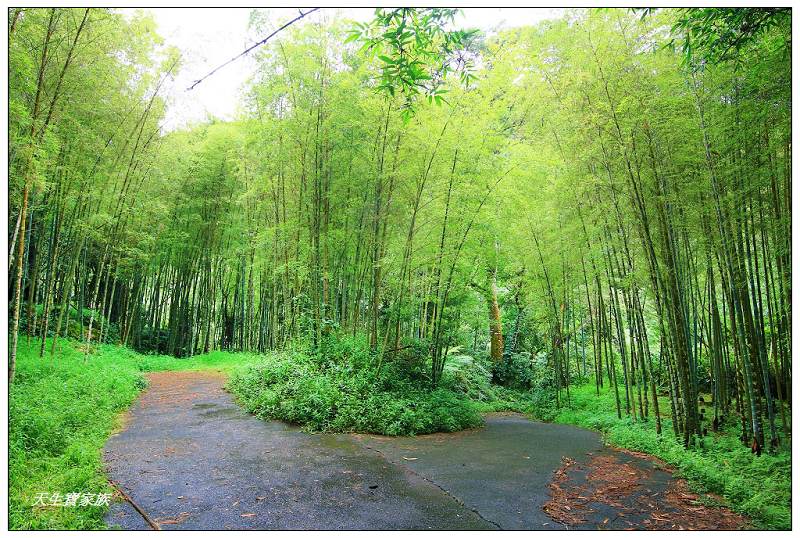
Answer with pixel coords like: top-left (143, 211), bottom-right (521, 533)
top-left (549, 383), bottom-right (791, 530)
top-left (10, 337), bottom-right (790, 531)
top-left (227, 336), bottom-right (484, 436)
top-left (9, 338), bottom-right (259, 530)
top-left (441, 353), bottom-right (790, 530)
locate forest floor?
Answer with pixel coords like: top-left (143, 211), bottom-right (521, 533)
top-left (103, 370), bottom-right (749, 530)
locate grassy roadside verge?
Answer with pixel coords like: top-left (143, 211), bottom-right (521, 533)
top-left (542, 384), bottom-right (790, 529)
top-left (468, 377), bottom-right (789, 529)
top-left (9, 339), bottom-right (790, 530)
top-left (8, 338), bottom-right (259, 530)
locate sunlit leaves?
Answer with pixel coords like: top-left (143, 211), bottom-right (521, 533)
top-left (348, 8), bottom-right (479, 120)
top-left (635, 7), bottom-right (791, 65)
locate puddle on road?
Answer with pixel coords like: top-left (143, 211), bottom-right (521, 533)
top-left (191, 401), bottom-right (250, 419)
top-left (318, 434), bottom-right (361, 451)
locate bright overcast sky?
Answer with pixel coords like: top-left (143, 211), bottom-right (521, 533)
top-left (146, 8), bottom-right (564, 131)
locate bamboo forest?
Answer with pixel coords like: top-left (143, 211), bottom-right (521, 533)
top-left (7, 6), bottom-right (793, 532)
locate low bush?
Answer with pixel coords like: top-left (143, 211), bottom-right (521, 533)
top-left (228, 335), bottom-right (484, 436)
top-left (17, 305), bottom-right (119, 344)
top-left (492, 351), bottom-right (536, 389)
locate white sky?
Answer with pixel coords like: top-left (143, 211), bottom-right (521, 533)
top-left (146, 8), bottom-right (563, 131)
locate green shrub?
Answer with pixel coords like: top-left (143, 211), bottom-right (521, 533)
top-left (227, 335), bottom-right (484, 436)
top-left (444, 353), bottom-right (498, 401)
top-left (492, 352), bottom-right (535, 389)
top-left (17, 304), bottom-right (119, 343)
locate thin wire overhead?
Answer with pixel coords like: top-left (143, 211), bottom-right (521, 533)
top-left (187, 7), bottom-right (321, 91)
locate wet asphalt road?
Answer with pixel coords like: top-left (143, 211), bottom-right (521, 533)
top-left (103, 371), bottom-right (607, 530)
top-left (352, 415), bottom-right (604, 529)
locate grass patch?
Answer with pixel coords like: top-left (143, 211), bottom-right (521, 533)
top-left (9, 338), bottom-right (259, 530)
top-left (549, 383), bottom-right (791, 530)
top-left (10, 336), bottom-right (790, 531)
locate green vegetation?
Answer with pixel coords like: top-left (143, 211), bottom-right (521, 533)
top-left (228, 335), bottom-right (483, 436)
top-left (10, 340), bottom-right (141, 530)
top-left (551, 384), bottom-right (791, 529)
top-left (8, 6), bottom-right (791, 531)
top-left (8, 338), bottom-right (258, 530)
top-left (9, 332), bottom-right (790, 530)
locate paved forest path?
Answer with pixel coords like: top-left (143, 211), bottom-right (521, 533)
top-left (103, 371), bottom-right (747, 530)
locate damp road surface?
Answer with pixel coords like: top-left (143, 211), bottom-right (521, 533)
top-left (103, 371), bottom-right (745, 530)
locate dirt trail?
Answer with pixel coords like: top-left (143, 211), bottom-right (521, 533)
top-left (103, 371), bottom-right (747, 530)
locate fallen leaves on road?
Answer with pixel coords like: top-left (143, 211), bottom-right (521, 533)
top-left (156, 511), bottom-right (191, 525)
top-left (543, 450), bottom-right (749, 530)
top-left (542, 457), bottom-right (585, 526)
